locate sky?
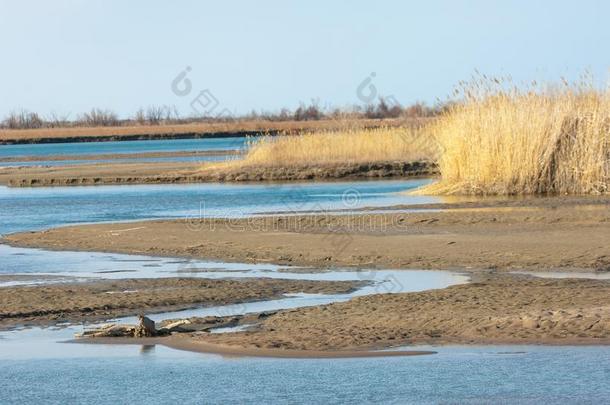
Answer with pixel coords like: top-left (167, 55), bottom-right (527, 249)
top-left (1, 0), bottom-right (610, 119)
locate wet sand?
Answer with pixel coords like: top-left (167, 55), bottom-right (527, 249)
top-left (6, 197), bottom-right (609, 271)
top-left (0, 277), bottom-right (361, 330)
top-left (75, 336), bottom-right (436, 358)
top-left (193, 273), bottom-right (610, 350)
top-left (70, 272), bottom-right (610, 351)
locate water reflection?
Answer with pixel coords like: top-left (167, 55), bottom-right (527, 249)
top-left (140, 345), bottom-right (156, 356)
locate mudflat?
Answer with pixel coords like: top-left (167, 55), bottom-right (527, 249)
top-left (0, 277), bottom-right (360, 330)
top-left (6, 196), bottom-right (609, 271)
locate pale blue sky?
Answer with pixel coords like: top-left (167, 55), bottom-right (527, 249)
top-left (1, 0), bottom-right (609, 118)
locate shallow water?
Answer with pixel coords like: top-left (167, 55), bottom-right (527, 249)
top-left (1, 339), bottom-right (609, 404)
top-left (0, 244), bottom-right (467, 288)
top-left (0, 179), bottom-right (436, 235)
top-left (0, 137), bottom-right (248, 158)
top-left (0, 153), bottom-right (232, 167)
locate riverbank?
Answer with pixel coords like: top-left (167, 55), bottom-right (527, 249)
top-left (0, 160), bottom-right (436, 186)
top-left (6, 196), bottom-right (609, 271)
top-left (0, 277), bottom-right (361, 330)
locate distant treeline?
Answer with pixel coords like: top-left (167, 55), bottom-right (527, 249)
top-left (1, 99), bottom-right (446, 130)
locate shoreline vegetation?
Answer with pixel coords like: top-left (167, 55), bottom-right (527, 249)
top-left (2, 78), bottom-right (607, 196)
top-left (206, 77), bottom-right (609, 196)
top-left (3, 77), bottom-right (610, 356)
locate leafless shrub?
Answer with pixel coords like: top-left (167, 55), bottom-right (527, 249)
top-left (135, 108), bottom-right (146, 125)
top-left (294, 100), bottom-right (324, 121)
top-left (364, 98), bottom-right (403, 119)
top-left (2, 110), bottom-right (44, 129)
top-left (77, 108), bottom-right (119, 127)
top-left (1, 101), bottom-right (443, 130)
top-left (46, 112), bottom-right (71, 128)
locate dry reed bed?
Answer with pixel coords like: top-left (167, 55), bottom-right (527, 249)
top-left (418, 78), bottom-right (610, 195)
top-left (215, 78), bottom-right (609, 195)
top-left (206, 127), bottom-right (437, 171)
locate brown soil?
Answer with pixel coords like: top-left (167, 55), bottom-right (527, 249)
top-left (195, 273), bottom-right (610, 350)
top-left (6, 197), bottom-right (609, 272)
top-left (0, 277), bottom-right (360, 330)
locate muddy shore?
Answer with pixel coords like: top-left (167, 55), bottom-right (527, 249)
top-left (0, 277), bottom-right (361, 330)
top-left (0, 160), bottom-right (436, 187)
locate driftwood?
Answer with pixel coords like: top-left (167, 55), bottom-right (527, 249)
top-left (134, 315), bottom-right (156, 337)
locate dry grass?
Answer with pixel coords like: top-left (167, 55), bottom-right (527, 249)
top-left (417, 77), bottom-right (610, 195)
top-left (208, 127), bottom-right (437, 170)
top-left (0, 118), bottom-right (419, 143)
